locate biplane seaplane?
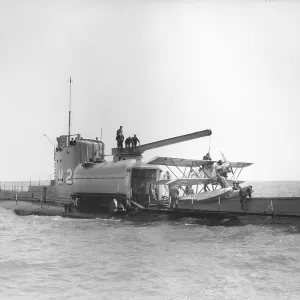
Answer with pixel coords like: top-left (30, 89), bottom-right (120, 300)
top-left (147, 154), bottom-right (254, 214)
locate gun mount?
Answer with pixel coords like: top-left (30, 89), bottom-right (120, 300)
top-left (112, 129), bottom-right (212, 160)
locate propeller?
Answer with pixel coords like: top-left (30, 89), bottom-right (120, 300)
top-left (220, 149), bottom-right (237, 183)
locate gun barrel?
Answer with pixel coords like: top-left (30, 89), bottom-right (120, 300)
top-left (112, 129), bottom-right (212, 156)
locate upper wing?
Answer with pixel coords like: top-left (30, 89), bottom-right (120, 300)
top-left (148, 156), bottom-right (253, 168)
top-left (229, 162), bottom-right (253, 168)
top-left (148, 156), bottom-right (215, 167)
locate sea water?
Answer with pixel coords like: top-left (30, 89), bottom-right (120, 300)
top-left (1, 181), bottom-right (300, 300)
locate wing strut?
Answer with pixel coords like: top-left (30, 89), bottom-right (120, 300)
top-left (236, 164), bottom-right (245, 180)
top-left (170, 159), bottom-right (187, 178)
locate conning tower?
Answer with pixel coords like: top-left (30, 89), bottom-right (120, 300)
top-left (54, 134), bottom-right (105, 203)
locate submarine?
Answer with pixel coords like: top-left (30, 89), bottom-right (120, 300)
top-left (1, 129), bottom-right (300, 224)
top-left (0, 129), bottom-right (213, 218)
top-left (2, 78), bottom-right (300, 224)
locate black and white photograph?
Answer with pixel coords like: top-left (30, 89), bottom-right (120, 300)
top-left (0, 0), bottom-right (299, 299)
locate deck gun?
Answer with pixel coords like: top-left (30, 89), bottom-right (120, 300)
top-left (112, 129), bottom-right (212, 160)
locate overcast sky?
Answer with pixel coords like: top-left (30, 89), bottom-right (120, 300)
top-left (0, 0), bottom-right (299, 182)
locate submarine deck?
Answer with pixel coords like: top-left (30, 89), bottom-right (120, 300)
top-left (1, 197), bottom-right (300, 223)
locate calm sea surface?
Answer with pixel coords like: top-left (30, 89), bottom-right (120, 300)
top-left (1, 181), bottom-right (300, 300)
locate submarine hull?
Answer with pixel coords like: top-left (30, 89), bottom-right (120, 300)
top-left (2, 199), bottom-right (300, 228)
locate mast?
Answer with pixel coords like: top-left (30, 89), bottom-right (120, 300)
top-left (68, 77), bottom-right (73, 145)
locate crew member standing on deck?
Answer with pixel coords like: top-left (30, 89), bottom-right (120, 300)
top-left (169, 185), bottom-right (179, 209)
top-left (125, 136), bottom-right (133, 148)
top-left (116, 126), bottom-right (124, 151)
top-left (132, 134), bottom-right (140, 147)
top-left (239, 185), bottom-right (252, 210)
